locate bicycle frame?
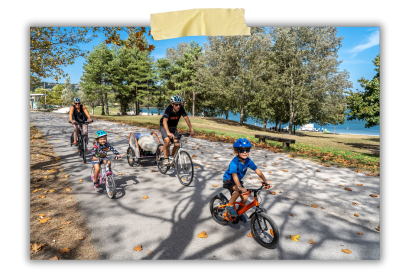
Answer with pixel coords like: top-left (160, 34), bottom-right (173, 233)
top-left (217, 188), bottom-right (262, 216)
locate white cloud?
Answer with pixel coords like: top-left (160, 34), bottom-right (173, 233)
top-left (349, 30), bottom-right (380, 57)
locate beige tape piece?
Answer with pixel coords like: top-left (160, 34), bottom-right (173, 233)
top-left (150, 8), bottom-right (250, 40)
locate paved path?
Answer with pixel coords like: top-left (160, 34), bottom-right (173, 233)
top-left (30, 112), bottom-right (380, 260)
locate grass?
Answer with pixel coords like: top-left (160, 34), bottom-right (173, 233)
top-left (91, 113), bottom-right (380, 174)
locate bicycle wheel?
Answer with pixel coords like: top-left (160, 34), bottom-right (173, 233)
top-left (127, 147), bottom-right (136, 167)
top-left (105, 175), bottom-right (116, 199)
top-left (209, 195), bottom-right (228, 225)
top-left (156, 144), bottom-right (169, 174)
top-left (78, 137), bottom-right (82, 156)
top-left (82, 136), bottom-right (86, 163)
top-left (176, 150), bottom-right (193, 186)
top-left (250, 212), bottom-right (279, 249)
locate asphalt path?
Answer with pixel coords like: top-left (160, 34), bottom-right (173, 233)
top-left (30, 112), bottom-right (380, 260)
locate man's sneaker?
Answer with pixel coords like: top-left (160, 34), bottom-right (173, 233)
top-left (225, 205), bottom-right (238, 217)
top-left (239, 214), bottom-right (247, 223)
top-left (163, 158), bottom-right (171, 166)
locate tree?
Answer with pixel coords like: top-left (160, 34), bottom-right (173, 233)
top-left (46, 84), bottom-right (64, 105)
top-left (30, 27), bottom-right (155, 89)
top-left (346, 54), bottom-right (380, 128)
top-left (61, 77), bottom-right (74, 106)
top-left (166, 42), bottom-right (189, 63)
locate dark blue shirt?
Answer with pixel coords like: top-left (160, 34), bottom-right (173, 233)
top-left (223, 157), bottom-right (258, 181)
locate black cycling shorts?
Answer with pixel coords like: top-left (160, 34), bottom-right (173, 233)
top-left (223, 179), bottom-right (244, 195)
top-left (160, 126), bottom-right (179, 141)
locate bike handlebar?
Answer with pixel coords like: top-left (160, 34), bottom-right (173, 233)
top-left (69, 120), bottom-right (92, 125)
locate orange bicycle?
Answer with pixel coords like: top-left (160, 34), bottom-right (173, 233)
top-left (209, 182), bottom-right (279, 249)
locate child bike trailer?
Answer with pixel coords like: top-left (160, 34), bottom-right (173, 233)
top-left (127, 131), bottom-right (161, 166)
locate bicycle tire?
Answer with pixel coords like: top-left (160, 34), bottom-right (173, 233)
top-left (127, 147), bottom-right (136, 167)
top-left (156, 144), bottom-right (169, 174)
top-left (176, 150), bottom-right (193, 186)
top-left (106, 175), bottom-right (116, 199)
top-left (250, 212), bottom-right (279, 249)
top-left (82, 136), bottom-right (86, 163)
top-left (209, 195), bottom-right (228, 225)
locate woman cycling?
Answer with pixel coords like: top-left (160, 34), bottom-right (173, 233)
top-left (69, 97), bottom-right (92, 148)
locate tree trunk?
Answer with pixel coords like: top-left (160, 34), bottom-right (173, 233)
top-left (221, 111), bottom-right (223, 119)
top-left (120, 95), bottom-right (124, 115)
top-left (104, 91), bottom-right (109, 115)
top-left (240, 106), bottom-right (244, 125)
top-left (100, 91), bottom-right (105, 115)
top-left (135, 86), bottom-right (140, 115)
top-left (192, 91), bottom-right (195, 117)
top-left (334, 125), bottom-right (336, 135)
top-left (263, 118), bottom-right (268, 129)
top-left (147, 81), bottom-right (149, 115)
top-left (225, 110), bottom-right (229, 120)
top-left (279, 119), bottom-right (282, 131)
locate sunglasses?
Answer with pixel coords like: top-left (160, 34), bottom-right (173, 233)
top-left (74, 103), bottom-right (80, 105)
top-left (173, 103), bottom-right (181, 107)
top-left (238, 149), bottom-right (251, 153)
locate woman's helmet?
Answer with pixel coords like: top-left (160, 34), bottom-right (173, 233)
top-left (73, 97), bottom-right (81, 102)
top-left (233, 138), bottom-right (252, 150)
top-left (95, 130), bottom-right (107, 138)
top-left (170, 95), bottom-right (182, 104)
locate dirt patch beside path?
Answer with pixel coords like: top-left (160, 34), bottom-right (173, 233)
top-left (30, 123), bottom-right (98, 260)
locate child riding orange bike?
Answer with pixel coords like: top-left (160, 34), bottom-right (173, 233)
top-left (222, 138), bottom-right (271, 223)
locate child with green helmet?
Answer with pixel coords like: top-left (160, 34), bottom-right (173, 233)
top-left (222, 138), bottom-right (271, 223)
top-left (91, 130), bottom-right (121, 189)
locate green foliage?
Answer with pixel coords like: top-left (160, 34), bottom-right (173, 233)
top-left (346, 55), bottom-right (380, 128)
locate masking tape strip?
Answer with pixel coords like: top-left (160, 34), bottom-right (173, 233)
top-left (150, 8), bottom-right (250, 40)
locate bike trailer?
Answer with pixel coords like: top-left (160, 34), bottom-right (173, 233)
top-left (128, 131), bottom-right (161, 161)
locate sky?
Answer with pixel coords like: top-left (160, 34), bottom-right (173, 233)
top-left (44, 27), bottom-right (380, 93)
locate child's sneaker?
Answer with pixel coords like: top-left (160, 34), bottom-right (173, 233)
top-left (93, 180), bottom-right (99, 189)
top-left (106, 169), bottom-right (112, 176)
top-left (225, 205), bottom-right (238, 217)
top-left (239, 214), bottom-right (247, 223)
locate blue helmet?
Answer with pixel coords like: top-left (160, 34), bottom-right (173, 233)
top-left (73, 97), bottom-right (81, 102)
top-left (95, 130), bottom-right (107, 138)
top-left (233, 138), bottom-right (252, 150)
top-left (170, 95), bottom-right (182, 104)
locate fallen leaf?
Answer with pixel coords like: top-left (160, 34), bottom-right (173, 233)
top-left (212, 185), bottom-right (219, 187)
top-left (197, 231), bottom-right (208, 238)
top-left (265, 156), bottom-right (268, 157)
top-left (357, 231), bottom-right (363, 235)
top-left (354, 213), bottom-right (359, 217)
top-left (55, 157), bottom-right (62, 161)
top-left (59, 247), bottom-right (70, 254)
top-left (270, 191), bottom-right (276, 195)
top-left (78, 237), bottom-right (84, 240)
top-left (44, 190), bottom-right (48, 193)
top-left (49, 256), bottom-right (58, 260)
top-left (316, 169), bottom-right (320, 172)
top-left (117, 137), bottom-right (120, 139)
top-left (35, 178), bottom-right (41, 182)
top-left (370, 194), bottom-right (378, 197)
top-left (281, 169), bottom-right (288, 172)
top-left (38, 214), bottom-right (46, 217)
top-left (133, 245), bottom-right (143, 251)
top-left (61, 221), bottom-right (72, 225)
top-left (268, 171), bottom-right (272, 173)
top-left (338, 185), bottom-right (344, 187)
top-left (206, 150), bottom-right (210, 152)
top-left (323, 180), bottom-right (328, 182)
top-left (279, 158), bottom-right (283, 160)
top-left (192, 155), bottom-right (197, 158)
top-left (43, 176), bottom-right (48, 179)
top-left (118, 172), bottom-right (125, 175)
top-left (357, 184), bottom-right (363, 186)
top-left (263, 165), bottom-right (267, 167)
top-left (249, 177), bottom-right (253, 180)
top-left (274, 163), bottom-right (279, 165)
top-left (311, 204), bottom-right (319, 208)
top-left (66, 187), bottom-right (71, 192)
top-left (352, 202), bottom-right (360, 205)
top-left (195, 166), bottom-right (199, 169)
top-left (151, 170), bottom-right (157, 172)
top-left (39, 195), bottom-right (46, 198)
top-left (38, 217), bottom-right (51, 224)
top-left (344, 187), bottom-right (352, 191)
top-left (214, 157), bottom-right (218, 159)
top-left (147, 251), bottom-right (153, 255)
top-left (309, 239), bottom-right (316, 245)
top-left (65, 175), bottom-right (69, 178)
top-left (341, 249), bottom-right (352, 254)
top-left (49, 189), bottom-right (55, 192)
top-left (142, 196), bottom-right (149, 199)
top-left (58, 226), bottom-right (66, 229)
top-left (355, 169), bottom-right (360, 173)
top-left (33, 189), bottom-right (42, 193)
top-left (375, 226), bottom-right (380, 231)
top-left (78, 179), bottom-right (83, 182)
top-left (290, 235), bottom-right (300, 242)
top-left (290, 214), bottom-right (294, 217)
top-left (30, 242), bottom-right (45, 252)
top-left (247, 233), bottom-right (254, 238)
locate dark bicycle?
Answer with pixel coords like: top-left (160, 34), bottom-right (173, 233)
top-left (70, 120), bottom-right (92, 163)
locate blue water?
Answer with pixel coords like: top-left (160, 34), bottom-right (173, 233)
top-left (141, 108), bottom-right (380, 136)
